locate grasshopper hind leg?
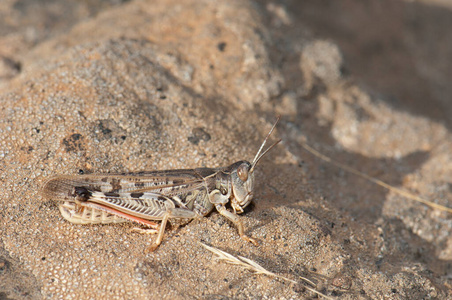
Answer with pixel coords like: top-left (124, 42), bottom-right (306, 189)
top-left (146, 212), bottom-right (171, 252)
top-left (138, 207), bottom-right (198, 252)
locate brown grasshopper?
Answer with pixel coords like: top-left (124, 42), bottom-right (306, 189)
top-left (42, 117), bottom-right (280, 251)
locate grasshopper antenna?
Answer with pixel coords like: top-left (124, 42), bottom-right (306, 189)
top-left (251, 116), bottom-right (281, 172)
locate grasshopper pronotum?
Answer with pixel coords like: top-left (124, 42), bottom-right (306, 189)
top-left (42, 117), bottom-right (280, 251)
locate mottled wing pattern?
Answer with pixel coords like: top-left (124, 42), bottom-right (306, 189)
top-left (42, 169), bottom-right (216, 223)
top-left (42, 170), bottom-right (209, 201)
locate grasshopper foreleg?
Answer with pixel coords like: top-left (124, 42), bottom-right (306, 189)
top-left (215, 204), bottom-right (258, 246)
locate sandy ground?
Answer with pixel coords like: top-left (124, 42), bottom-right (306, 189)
top-left (0, 0), bottom-right (451, 299)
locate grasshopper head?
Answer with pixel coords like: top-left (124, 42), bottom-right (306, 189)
top-left (229, 117), bottom-right (281, 214)
top-left (230, 161), bottom-right (255, 214)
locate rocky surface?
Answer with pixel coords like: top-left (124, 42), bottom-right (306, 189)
top-left (0, 0), bottom-right (451, 299)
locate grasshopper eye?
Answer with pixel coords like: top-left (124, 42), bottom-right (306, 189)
top-left (237, 163), bottom-right (249, 182)
top-left (220, 186), bottom-right (228, 195)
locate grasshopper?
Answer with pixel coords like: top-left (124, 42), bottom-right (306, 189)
top-left (42, 117), bottom-right (280, 251)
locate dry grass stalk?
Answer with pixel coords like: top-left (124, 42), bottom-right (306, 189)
top-left (201, 243), bottom-right (333, 299)
top-left (300, 142), bottom-right (452, 214)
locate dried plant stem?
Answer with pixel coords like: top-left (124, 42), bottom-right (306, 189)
top-left (201, 243), bottom-right (333, 300)
top-left (300, 141), bottom-right (452, 214)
